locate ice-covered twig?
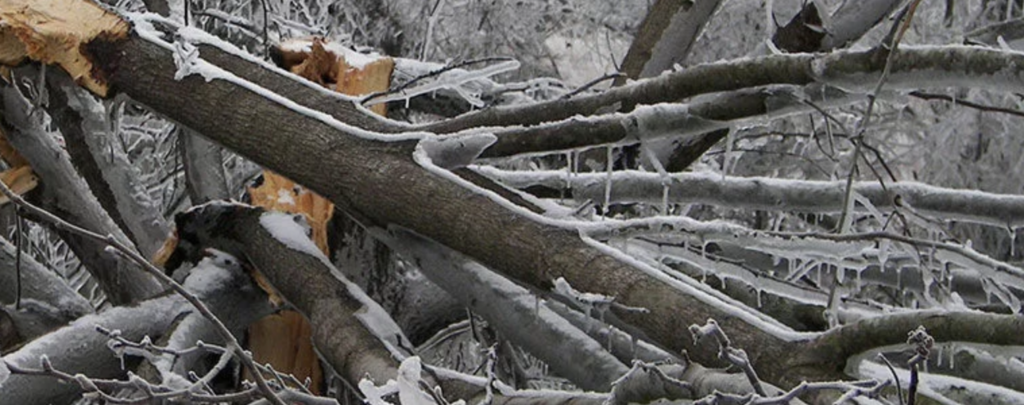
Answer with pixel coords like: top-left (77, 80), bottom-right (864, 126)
top-left (606, 361), bottom-right (692, 405)
top-left (363, 59), bottom-right (521, 107)
top-left (877, 354), bottom-right (904, 405)
top-left (0, 180), bottom-right (286, 405)
top-left (363, 57), bottom-right (516, 106)
top-left (693, 379), bottom-right (886, 405)
top-left (552, 277), bottom-right (649, 320)
top-left (4, 356), bottom-right (264, 404)
top-left (562, 73), bottom-right (626, 99)
top-left (905, 326), bottom-right (933, 405)
top-left (836, 0), bottom-right (921, 234)
top-left (688, 319), bottom-right (766, 397)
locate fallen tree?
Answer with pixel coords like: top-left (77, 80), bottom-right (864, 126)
top-left (2, 1), bottom-right (1024, 404)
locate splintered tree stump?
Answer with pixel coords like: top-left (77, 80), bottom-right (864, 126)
top-left (245, 37), bottom-right (394, 394)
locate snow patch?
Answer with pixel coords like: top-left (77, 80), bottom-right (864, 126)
top-left (258, 212), bottom-right (413, 357)
top-left (417, 132), bottom-right (497, 169)
top-left (0, 358), bottom-right (9, 388)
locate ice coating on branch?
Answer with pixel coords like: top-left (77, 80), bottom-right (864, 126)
top-left (358, 357), bottom-right (455, 405)
top-left (859, 360), bottom-right (1024, 404)
top-left (367, 59), bottom-right (521, 107)
top-left (417, 132), bottom-right (497, 169)
top-left (359, 378), bottom-right (399, 405)
top-left (552, 276), bottom-right (615, 319)
top-left (398, 357), bottom-right (435, 405)
top-left (259, 212), bottom-right (413, 356)
top-left (620, 103), bottom-right (720, 141)
top-left (129, 16), bottom-right (425, 143)
top-left (181, 249), bottom-right (242, 296)
top-left (0, 359), bottom-right (9, 389)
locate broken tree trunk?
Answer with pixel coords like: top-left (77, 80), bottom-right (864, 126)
top-left (244, 38), bottom-right (394, 393)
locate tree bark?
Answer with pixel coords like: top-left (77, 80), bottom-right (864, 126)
top-left (0, 81), bottom-right (161, 305)
top-left (84, 32), bottom-right (795, 380)
top-left (0, 236), bottom-right (93, 349)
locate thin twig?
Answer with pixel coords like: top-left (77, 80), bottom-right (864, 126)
top-left (0, 181), bottom-right (287, 405)
top-left (14, 206), bottom-right (22, 309)
top-left (561, 73), bottom-right (626, 99)
top-left (906, 326), bottom-right (934, 405)
top-left (689, 319), bottom-right (767, 397)
top-left (837, 0), bottom-right (922, 233)
top-left (909, 91), bottom-right (1024, 118)
top-left (360, 57), bottom-right (514, 105)
top-left (878, 353), bottom-right (904, 405)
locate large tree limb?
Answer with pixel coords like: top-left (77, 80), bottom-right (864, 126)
top-left (0, 236), bottom-right (93, 348)
top-left (382, 227), bottom-right (631, 391)
top-left (44, 71), bottom-right (170, 257)
top-left (162, 203), bottom-right (418, 390)
top-left (0, 81), bottom-right (161, 305)
top-left (637, 0), bottom-right (723, 78)
top-left (80, 30), bottom-right (797, 383)
top-left (792, 311), bottom-right (1024, 385)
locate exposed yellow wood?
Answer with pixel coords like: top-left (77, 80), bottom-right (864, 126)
top-left (0, 166), bottom-right (39, 206)
top-left (0, 127), bottom-right (30, 169)
top-left (247, 173), bottom-right (334, 252)
top-left (0, 128), bottom-right (38, 206)
top-left (336, 57), bottom-right (394, 116)
top-left (246, 37), bottom-right (394, 394)
top-left (0, 0), bottom-right (129, 96)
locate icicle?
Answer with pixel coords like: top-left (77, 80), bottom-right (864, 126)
top-left (722, 126), bottom-right (736, 176)
top-left (572, 150), bottom-right (579, 177)
top-left (661, 183), bottom-right (670, 215)
top-left (565, 151), bottom-right (572, 191)
top-left (604, 146), bottom-right (613, 217)
top-left (755, 287), bottom-right (763, 308)
top-left (878, 239), bottom-right (890, 272)
top-left (949, 345), bottom-right (956, 369)
top-left (937, 344), bottom-right (944, 367)
top-left (1009, 226), bottom-right (1017, 258)
top-left (836, 266), bottom-right (846, 284)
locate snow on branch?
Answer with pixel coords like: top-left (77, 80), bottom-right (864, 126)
top-left (689, 319), bottom-right (767, 397)
top-left (381, 226), bottom-right (631, 391)
top-left (364, 59), bottom-right (521, 108)
top-left (420, 45), bottom-right (1024, 135)
top-left (478, 167), bottom-right (1024, 229)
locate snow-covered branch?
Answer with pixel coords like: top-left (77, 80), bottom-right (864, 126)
top-left (0, 236), bottom-right (93, 345)
top-left (382, 227), bottom-right (631, 391)
top-left (479, 167), bottom-right (1024, 228)
top-left (0, 76), bottom-right (161, 305)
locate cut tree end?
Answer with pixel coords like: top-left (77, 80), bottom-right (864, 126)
top-left (0, 0), bottom-right (129, 96)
